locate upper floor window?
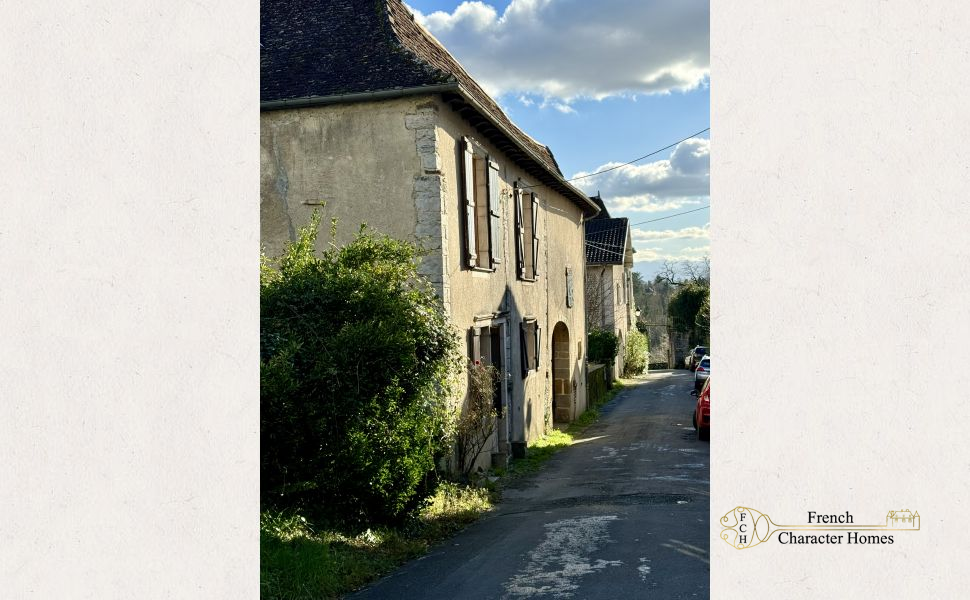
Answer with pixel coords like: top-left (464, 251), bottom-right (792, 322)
top-left (514, 185), bottom-right (540, 281)
top-left (461, 137), bottom-right (502, 270)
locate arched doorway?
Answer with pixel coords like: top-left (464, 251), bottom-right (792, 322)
top-left (552, 322), bottom-right (572, 423)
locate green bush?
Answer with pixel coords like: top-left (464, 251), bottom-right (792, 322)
top-left (622, 329), bottom-right (649, 376)
top-left (588, 328), bottom-right (620, 367)
top-left (668, 281), bottom-right (709, 344)
top-left (261, 214), bottom-right (460, 525)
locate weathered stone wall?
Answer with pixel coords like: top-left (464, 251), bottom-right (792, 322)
top-left (260, 96), bottom-right (450, 304)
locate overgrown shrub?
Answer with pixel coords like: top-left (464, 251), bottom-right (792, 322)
top-left (454, 362), bottom-right (499, 478)
top-left (587, 328), bottom-right (620, 367)
top-left (261, 213), bottom-right (460, 525)
top-left (622, 329), bottom-right (649, 376)
top-left (668, 281), bottom-right (709, 344)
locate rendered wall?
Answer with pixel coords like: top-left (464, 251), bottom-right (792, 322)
top-left (435, 98), bottom-right (589, 450)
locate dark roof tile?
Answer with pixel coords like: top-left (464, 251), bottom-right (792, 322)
top-left (585, 218), bottom-right (629, 264)
top-left (261, 0), bottom-right (597, 213)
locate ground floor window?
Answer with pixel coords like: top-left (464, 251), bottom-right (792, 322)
top-left (519, 318), bottom-right (540, 376)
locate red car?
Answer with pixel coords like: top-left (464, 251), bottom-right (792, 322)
top-left (692, 377), bottom-right (710, 441)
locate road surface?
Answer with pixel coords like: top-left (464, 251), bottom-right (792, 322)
top-left (353, 369), bottom-right (709, 599)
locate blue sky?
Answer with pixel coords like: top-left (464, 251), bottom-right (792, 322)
top-left (406, 0), bottom-right (710, 279)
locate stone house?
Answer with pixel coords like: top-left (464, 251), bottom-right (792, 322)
top-left (584, 195), bottom-right (637, 379)
top-left (260, 0), bottom-right (600, 466)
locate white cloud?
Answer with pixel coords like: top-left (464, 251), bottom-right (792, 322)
top-left (408, 0), bottom-right (709, 104)
top-left (632, 224), bottom-right (709, 241)
top-left (610, 197), bottom-right (703, 213)
top-left (633, 245), bottom-right (709, 264)
top-left (573, 138), bottom-right (709, 212)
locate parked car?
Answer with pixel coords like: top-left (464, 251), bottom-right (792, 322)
top-left (686, 346), bottom-right (708, 371)
top-left (693, 355), bottom-right (710, 391)
top-left (692, 378), bottom-right (710, 441)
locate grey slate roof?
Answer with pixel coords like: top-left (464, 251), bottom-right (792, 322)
top-left (260, 0), bottom-right (599, 217)
top-left (588, 194), bottom-right (611, 220)
top-left (585, 218), bottom-right (629, 264)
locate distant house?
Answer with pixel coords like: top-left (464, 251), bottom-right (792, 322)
top-left (584, 194), bottom-right (636, 379)
top-left (261, 0), bottom-right (600, 467)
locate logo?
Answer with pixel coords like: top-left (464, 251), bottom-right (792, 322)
top-left (719, 507), bottom-right (920, 549)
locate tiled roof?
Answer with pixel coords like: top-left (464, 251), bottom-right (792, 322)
top-left (588, 194), bottom-right (611, 220)
top-left (260, 0), bottom-right (598, 216)
top-left (585, 218), bottom-right (629, 264)
top-left (260, 0), bottom-right (451, 101)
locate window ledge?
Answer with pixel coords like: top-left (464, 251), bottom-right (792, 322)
top-left (470, 266), bottom-right (495, 273)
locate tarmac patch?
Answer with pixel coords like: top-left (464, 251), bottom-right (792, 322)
top-left (503, 516), bottom-right (621, 598)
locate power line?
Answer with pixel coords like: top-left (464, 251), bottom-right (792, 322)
top-left (567, 128), bottom-right (710, 184)
top-left (584, 205), bottom-right (711, 240)
top-left (519, 127), bottom-right (710, 190)
top-left (584, 238), bottom-right (628, 260)
top-left (629, 205), bottom-right (710, 227)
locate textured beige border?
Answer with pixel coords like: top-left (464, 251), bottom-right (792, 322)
top-left (0, 2), bottom-right (258, 597)
top-left (712, 1), bottom-right (970, 597)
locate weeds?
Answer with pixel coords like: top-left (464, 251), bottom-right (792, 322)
top-left (261, 380), bottom-right (630, 600)
top-left (261, 482), bottom-right (494, 600)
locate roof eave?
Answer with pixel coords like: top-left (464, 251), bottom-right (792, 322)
top-left (453, 84), bottom-right (600, 217)
top-left (259, 81), bottom-right (600, 218)
top-left (260, 82), bottom-right (461, 111)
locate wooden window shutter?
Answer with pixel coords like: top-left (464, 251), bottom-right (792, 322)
top-left (519, 321), bottom-right (529, 377)
top-left (469, 326), bottom-right (482, 364)
top-left (534, 323), bottom-right (541, 370)
top-left (514, 186), bottom-right (525, 278)
top-left (487, 160), bottom-right (502, 267)
top-left (461, 137), bottom-right (477, 268)
top-left (566, 266), bottom-right (574, 308)
top-left (531, 194), bottom-right (540, 278)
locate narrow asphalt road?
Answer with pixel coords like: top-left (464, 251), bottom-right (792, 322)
top-left (352, 370), bottom-right (709, 599)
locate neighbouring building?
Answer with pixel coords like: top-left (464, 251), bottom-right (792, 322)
top-left (261, 0), bottom-right (600, 468)
top-left (584, 194), bottom-right (637, 379)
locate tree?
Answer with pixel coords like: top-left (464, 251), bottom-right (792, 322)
top-left (668, 281), bottom-right (710, 346)
top-left (622, 329), bottom-right (649, 376)
top-left (261, 213), bottom-right (460, 524)
top-left (588, 328), bottom-right (621, 371)
top-left (695, 294), bottom-right (710, 342)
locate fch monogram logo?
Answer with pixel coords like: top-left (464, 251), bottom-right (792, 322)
top-left (720, 507), bottom-right (920, 549)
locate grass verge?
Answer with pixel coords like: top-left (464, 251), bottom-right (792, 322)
top-left (261, 482), bottom-right (492, 600)
top-left (504, 379), bottom-right (626, 478)
top-left (261, 380), bottom-right (630, 599)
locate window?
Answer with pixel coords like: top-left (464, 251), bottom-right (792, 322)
top-left (469, 324), bottom-right (504, 413)
top-left (514, 185), bottom-right (540, 281)
top-left (519, 318), bottom-right (541, 376)
top-left (461, 137), bottom-right (503, 270)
